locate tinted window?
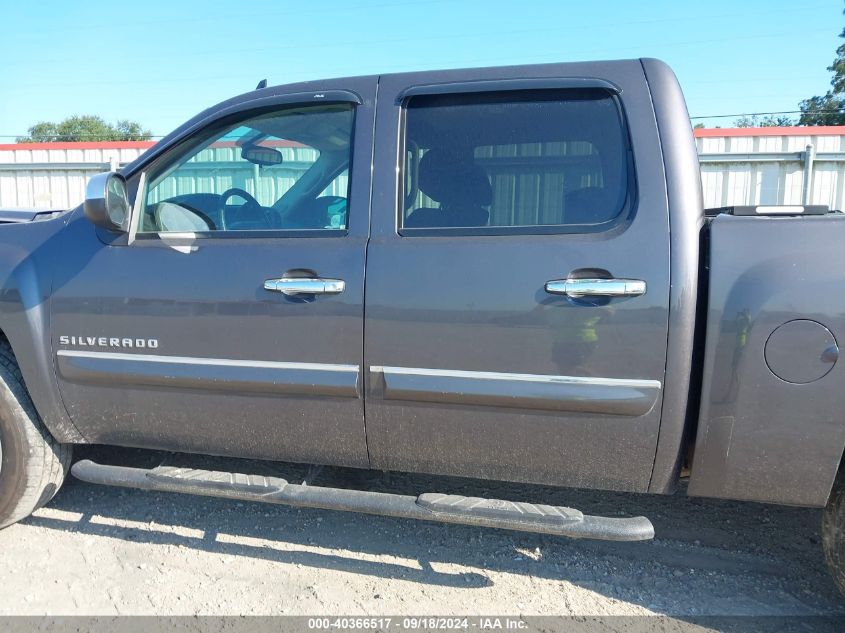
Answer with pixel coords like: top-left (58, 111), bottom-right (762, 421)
top-left (401, 90), bottom-right (629, 232)
top-left (142, 103), bottom-right (354, 233)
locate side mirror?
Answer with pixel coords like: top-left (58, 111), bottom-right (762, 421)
top-left (241, 144), bottom-right (283, 167)
top-left (84, 172), bottom-right (131, 232)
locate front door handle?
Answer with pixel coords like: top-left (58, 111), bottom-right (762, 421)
top-left (264, 278), bottom-right (346, 296)
top-left (545, 278), bottom-right (646, 298)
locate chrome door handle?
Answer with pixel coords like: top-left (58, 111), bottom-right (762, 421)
top-left (264, 278), bottom-right (345, 296)
top-left (545, 278), bottom-right (646, 298)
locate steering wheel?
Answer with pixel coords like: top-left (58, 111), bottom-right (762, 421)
top-left (219, 187), bottom-right (261, 230)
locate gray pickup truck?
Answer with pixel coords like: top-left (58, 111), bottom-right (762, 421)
top-left (2, 58), bottom-right (845, 594)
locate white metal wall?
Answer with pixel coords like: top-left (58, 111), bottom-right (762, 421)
top-left (696, 131), bottom-right (845, 210)
top-left (2, 131), bottom-right (845, 211)
top-left (145, 145), bottom-right (349, 205)
top-left (0, 145), bottom-right (147, 209)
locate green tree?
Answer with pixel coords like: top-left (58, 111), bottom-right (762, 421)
top-left (734, 114), bottom-right (794, 127)
top-left (799, 94), bottom-right (845, 125)
top-left (799, 8), bottom-right (845, 125)
top-left (114, 119), bottom-right (153, 141)
top-left (16, 115), bottom-right (152, 142)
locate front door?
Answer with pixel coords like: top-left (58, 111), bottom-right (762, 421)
top-left (50, 79), bottom-right (376, 467)
top-left (364, 63), bottom-right (670, 492)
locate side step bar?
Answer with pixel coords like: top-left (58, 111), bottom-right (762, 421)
top-left (71, 460), bottom-right (654, 542)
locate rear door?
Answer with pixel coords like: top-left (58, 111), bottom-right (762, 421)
top-left (364, 62), bottom-right (670, 492)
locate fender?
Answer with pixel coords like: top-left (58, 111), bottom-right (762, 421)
top-left (0, 208), bottom-right (84, 443)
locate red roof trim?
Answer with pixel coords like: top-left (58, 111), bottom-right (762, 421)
top-left (0, 139), bottom-right (308, 151)
top-left (0, 141), bottom-right (157, 151)
top-left (694, 126), bottom-right (845, 138)
top-left (0, 128), bottom-right (843, 150)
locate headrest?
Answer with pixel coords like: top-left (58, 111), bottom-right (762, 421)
top-left (418, 149), bottom-right (493, 207)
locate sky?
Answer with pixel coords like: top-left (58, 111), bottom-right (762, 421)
top-left (0, 0), bottom-right (841, 139)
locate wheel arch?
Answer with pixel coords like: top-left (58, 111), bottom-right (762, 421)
top-left (0, 222), bottom-right (84, 444)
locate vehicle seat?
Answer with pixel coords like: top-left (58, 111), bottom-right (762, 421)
top-left (284, 196), bottom-right (347, 229)
top-left (154, 202), bottom-right (215, 232)
top-left (563, 186), bottom-right (623, 225)
top-left (405, 149), bottom-right (491, 228)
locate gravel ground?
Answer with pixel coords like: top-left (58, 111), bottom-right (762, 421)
top-left (0, 446), bottom-right (844, 621)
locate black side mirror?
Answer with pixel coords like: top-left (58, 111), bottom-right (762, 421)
top-left (84, 172), bottom-right (131, 232)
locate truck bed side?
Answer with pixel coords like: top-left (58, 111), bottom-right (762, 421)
top-left (690, 213), bottom-right (845, 506)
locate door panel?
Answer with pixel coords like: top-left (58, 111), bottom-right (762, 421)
top-left (50, 78), bottom-right (376, 467)
top-left (364, 63), bottom-right (670, 492)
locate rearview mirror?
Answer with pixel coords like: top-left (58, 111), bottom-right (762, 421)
top-left (84, 172), bottom-right (130, 232)
top-left (241, 144), bottom-right (283, 167)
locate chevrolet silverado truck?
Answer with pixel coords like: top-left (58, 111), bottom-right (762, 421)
top-left (3, 58), bottom-right (845, 593)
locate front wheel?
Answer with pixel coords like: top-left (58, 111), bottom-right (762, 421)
top-left (0, 341), bottom-right (71, 528)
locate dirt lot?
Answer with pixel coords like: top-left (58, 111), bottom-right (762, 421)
top-left (1, 446), bottom-right (844, 621)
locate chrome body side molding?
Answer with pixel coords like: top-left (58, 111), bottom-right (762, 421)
top-left (370, 366), bottom-right (661, 416)
top-left (57, 350), bottom-right (359, 398)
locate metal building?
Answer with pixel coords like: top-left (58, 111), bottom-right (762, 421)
top-left (696, 126), bottom-right (845, 210)
top-left (0, 141), bottom-right (149, 210)
top-left (1, 127), bottom-right (844, 211)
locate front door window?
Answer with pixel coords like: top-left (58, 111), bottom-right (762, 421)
top-left (141, 104), bottom-right (354, 233)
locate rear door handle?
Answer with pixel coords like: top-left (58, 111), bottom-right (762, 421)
top-left (264, 278), bottom-right (346, 296)
top-left (545, 278), bottom-right (646, 298)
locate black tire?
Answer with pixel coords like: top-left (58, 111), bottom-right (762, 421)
top-left (0, 340), bottom-right (71, 529)
top-left (823, 470), bottom-right (845, 597)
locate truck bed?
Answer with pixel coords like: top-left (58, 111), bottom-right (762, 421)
top-left (690, 211), bottom-right (845, 506)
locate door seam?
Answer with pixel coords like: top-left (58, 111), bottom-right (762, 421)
top-left (360, 75), bottom-right (381, 467)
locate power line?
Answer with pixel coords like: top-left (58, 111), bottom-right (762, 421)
top-left (19, 4), bottom-right (834, 68)
top-left (689, 109), bottom-right (845, 120)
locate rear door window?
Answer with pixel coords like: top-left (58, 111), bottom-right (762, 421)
top-left (401, 89), bottom-right (630, 234)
